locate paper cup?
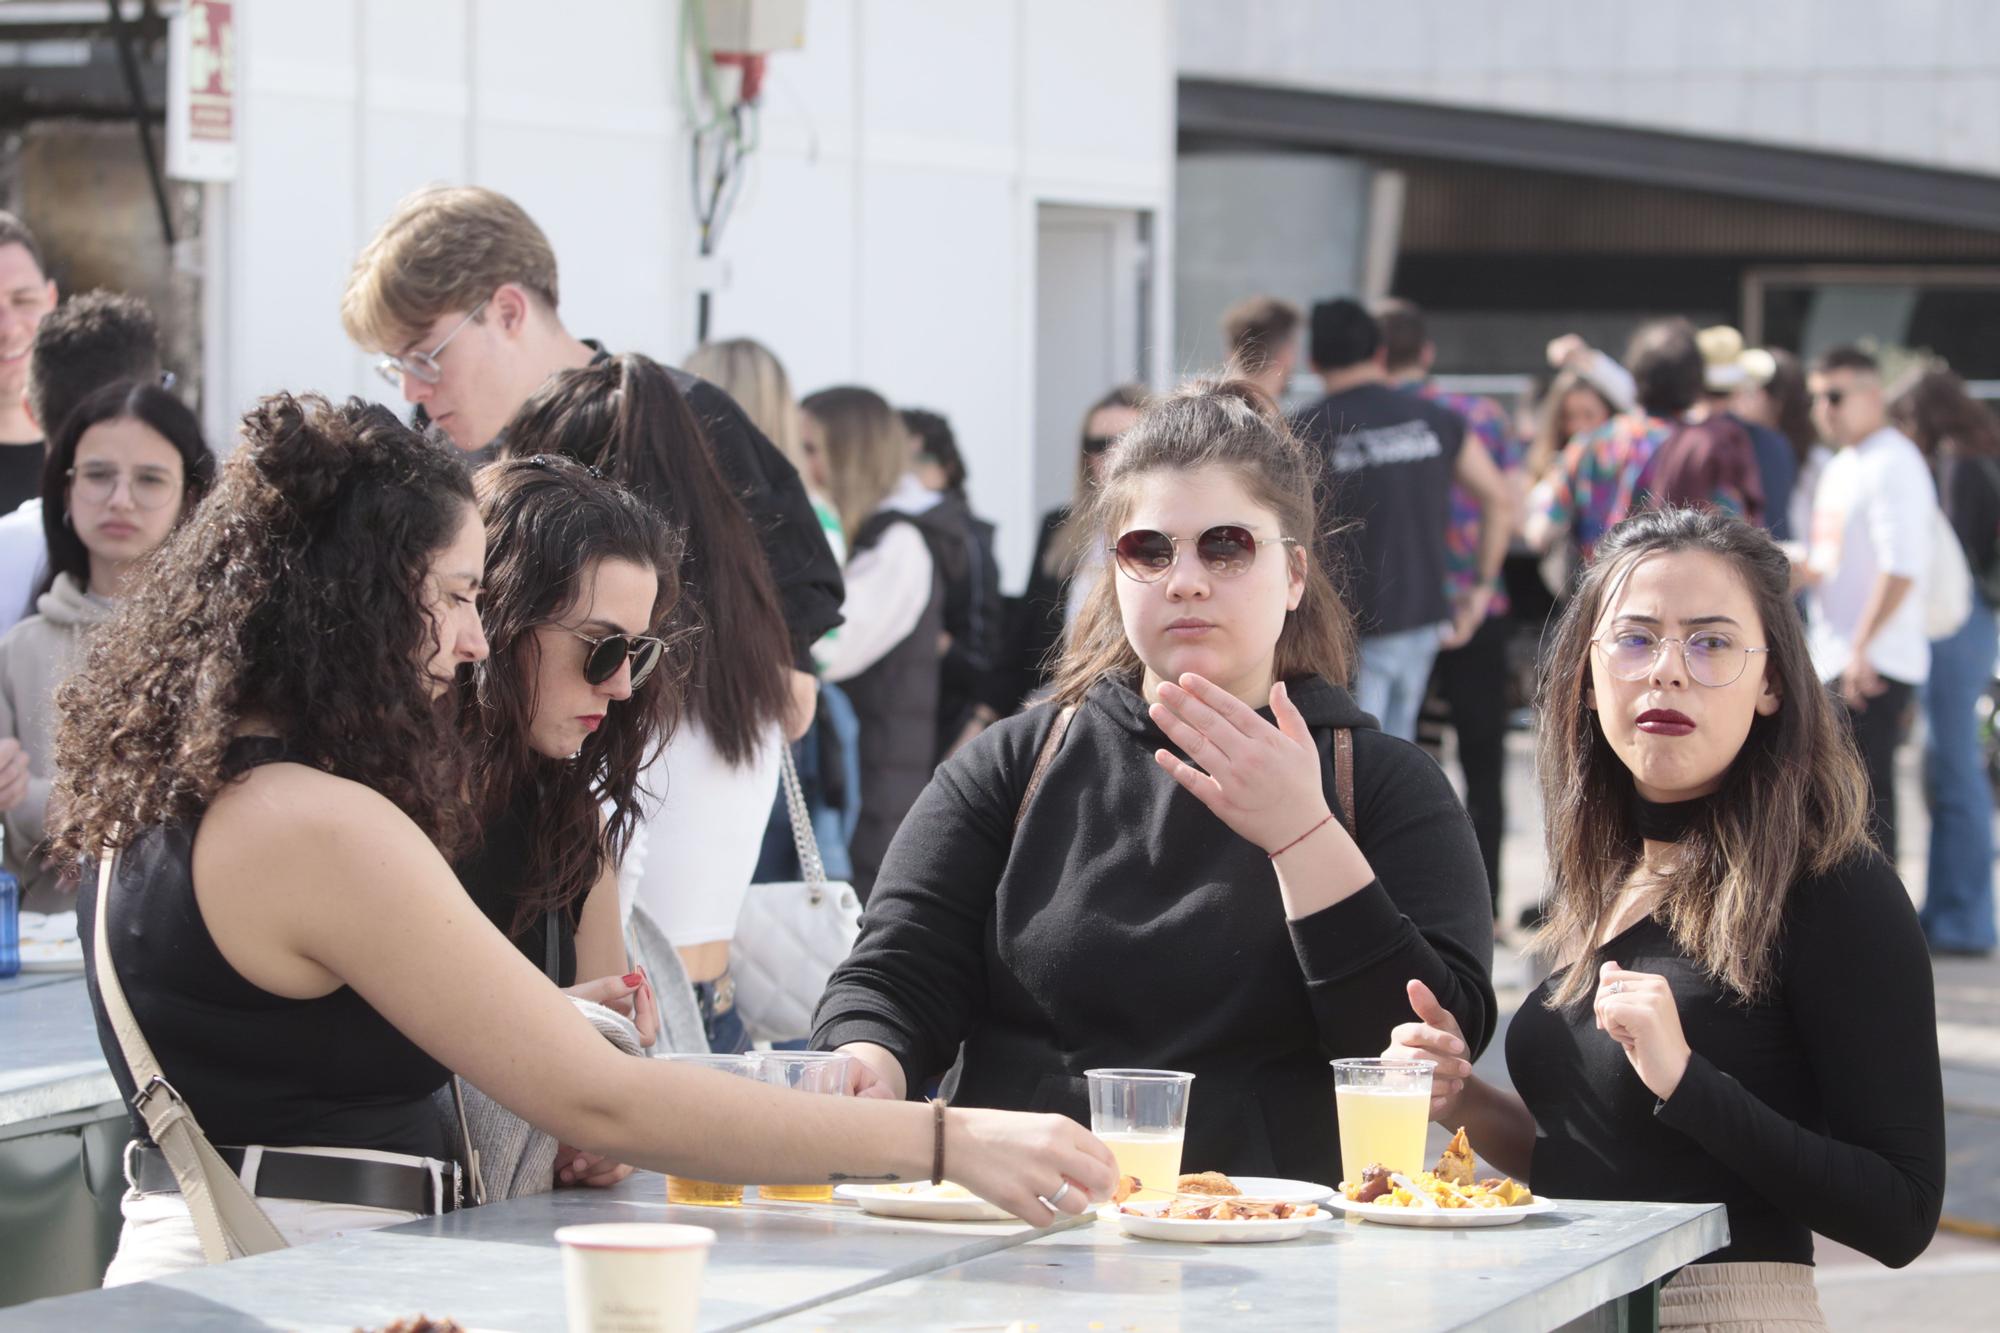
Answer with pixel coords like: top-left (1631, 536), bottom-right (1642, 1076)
top-left (555, 1222), bottom-right (716, 1333)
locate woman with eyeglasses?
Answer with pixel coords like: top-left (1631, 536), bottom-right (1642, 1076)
top-left (814, 380), bottom-right (1495, 1187)
top-left (1385, 507), bottom-right (1943, 1328)
top-left (62, 394), bottom-right (1116, 1282)
top-left (0, 379), bottom-right (214, 909)
top-left (1009, 384), bottom-right (1147, 710)
top-left (504, 353), bottom-right (799, 1053)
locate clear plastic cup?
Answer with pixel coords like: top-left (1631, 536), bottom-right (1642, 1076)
top-left (1331, 1057), bottom-right (1436, 1185)
top-left (556, 1222), bottom-right (715, 1333)
top-left (661, 1053), bottom-right (757, 1205)
top-left (1085, 1068), bottom-right (1195, 1194)
top-left (755, 1051), bottom-right (852, 1203)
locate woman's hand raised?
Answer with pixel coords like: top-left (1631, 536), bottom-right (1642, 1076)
top-left (1149, 675), bottom-right (1332, 856)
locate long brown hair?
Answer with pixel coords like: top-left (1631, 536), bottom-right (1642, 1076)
top-left (47, 394), bottom-right (478, 864)
top-left (1048, 384), bottom-right (1149, 580)
top-left (1760, 349), bottom-right (1819, 465)
top-left (1049, 378), bottom-right (1354, 708)
top-left (463, 456), bottom-right (684, 932)
top-left (503, 353), bottom-right (791, 767)
top-left (1888, 366), bottom-right (2000, 461)
top-left (801, 386), bottom-right (907, 544)
top-left (1534, 507), bottom-right (1871, 1007)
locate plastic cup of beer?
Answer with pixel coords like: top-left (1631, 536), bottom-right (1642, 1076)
top-left (555, 1222), bottom-right (715, 1333)
top-left (661, 1053), bottom-right (756, 1206)
top-left (1331, 1057), bottom-right (1435, 1185)
top-left (1085, 1069), bottom-right (1194, 1195)
top-left (753, 1050), bottom-right (852, 1203)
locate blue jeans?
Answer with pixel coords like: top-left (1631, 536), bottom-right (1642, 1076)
top-left (1357, 625), bottom-right (1443, 743)
top-left (1922, 596), bottom-right (1998, 952)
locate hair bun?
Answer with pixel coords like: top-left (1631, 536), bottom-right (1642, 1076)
top-left (1183, 376), bottom-right (1283, 425)
top-left (241, 393), bottom-right (417, 518)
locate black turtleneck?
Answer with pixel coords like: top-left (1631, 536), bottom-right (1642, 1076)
top-left (1506, 839), bottom-right (1943, 1268)
top-left (813, 674), bottom-right (1496, 1187)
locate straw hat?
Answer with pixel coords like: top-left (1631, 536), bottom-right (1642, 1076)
top-left (1697, 325), bottom-right (1777, 393)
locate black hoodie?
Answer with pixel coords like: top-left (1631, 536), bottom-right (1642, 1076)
top-left (813, 673), bottom-right (1495, 1186)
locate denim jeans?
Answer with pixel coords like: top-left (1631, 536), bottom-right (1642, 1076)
top-left (1922, 595), bottom-right (1999, 952)
top-left (1357, 624), bottom-right (1444, 743)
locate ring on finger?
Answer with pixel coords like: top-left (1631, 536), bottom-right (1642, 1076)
top-left (1039, 1179), bottom-right (1072, 1210)
top-left (1604, 980), bottom-right (1624, 995)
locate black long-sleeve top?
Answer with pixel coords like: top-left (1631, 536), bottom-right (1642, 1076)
top-left (1507, 851), bottom-right (1945, 1267)
top-left (813, 674), bottom-right (1496, 1186)
top-left (1937, 450), bottom-right (2000, 595)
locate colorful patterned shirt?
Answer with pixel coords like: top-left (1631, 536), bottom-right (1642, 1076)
top-left (1537, 412), bottom-right (1677, 564)
top-left (1414, 382), bottom-right (1524, 615)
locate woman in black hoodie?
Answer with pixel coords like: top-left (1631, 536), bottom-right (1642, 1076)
top-left (814, 379), bottom-right (1494, 1188)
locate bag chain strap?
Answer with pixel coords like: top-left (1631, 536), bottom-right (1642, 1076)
top-left (778, 744), bottom-right (828, 897)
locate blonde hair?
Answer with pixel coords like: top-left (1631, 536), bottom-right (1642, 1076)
top-left (683, 338), bottom-right (802, 474)
top-left (1048, 378), bottom-right (1354, 708)
top-left (1047, 384), bottom-right (1149, 582)
top-left (342, 186), bottom-right (559, 352)
top-left (800, 386), bottom-right (907, 543)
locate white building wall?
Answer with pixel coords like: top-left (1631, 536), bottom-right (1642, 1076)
top-left (1177, 0), bottom-right (2000, 178)
top-left (210, 0), bottom-right (1175, 589)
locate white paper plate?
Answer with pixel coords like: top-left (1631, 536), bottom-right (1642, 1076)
top-left (1108, 1200), bottom-right (1327, 1244)
top-left (1211, 1176), bottom-right (1335, 1205)
top-left (833, 1183), bottom-right (1014, 1222)
top-left (18, 940), bottom-right (84, 972)
top-left (1323, 1193), bottom-right (1558, 1228)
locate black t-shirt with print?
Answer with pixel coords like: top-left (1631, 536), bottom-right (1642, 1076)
top-left (1291, 383), bottom-right (1465, 636)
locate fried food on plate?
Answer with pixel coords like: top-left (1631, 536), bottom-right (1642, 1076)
top-left (1337, 1129), bottom-right (1536, 1209)
top-left (1174, 1171), bottom-right (1241, 1197)
top-left (1435, 1127), bottom-right (1476, 1187)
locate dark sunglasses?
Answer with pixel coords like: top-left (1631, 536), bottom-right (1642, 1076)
top-left (1081, 434), bottom-right (1119, 457)
top-left (565, 628), bottom-right (667, 687)
top-left (1813, 389), bottom-right (1845, 408)
top-left (1110, 525), bottom-right (1299, 582)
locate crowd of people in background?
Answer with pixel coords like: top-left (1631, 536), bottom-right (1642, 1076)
top-left (0, 183), bottom-right (1972, 1325)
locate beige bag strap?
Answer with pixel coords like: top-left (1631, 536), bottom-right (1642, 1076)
top-left (1332, 728), bottom-right (1356, 834)
top-left (1013, 705), bottom-right (1077, 833)
top-left (450, 1076), bottom-right (487, 1207)
top-left (91, 844), bottom-right (289, 1264)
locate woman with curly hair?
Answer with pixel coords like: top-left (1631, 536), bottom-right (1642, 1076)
top-left (64, 393), bottom-right (1115, 1284)
top-left (1386, 508), bottom-right (1944, 1326)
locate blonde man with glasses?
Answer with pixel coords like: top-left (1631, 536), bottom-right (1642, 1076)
top-left (341, 185), bottom-right (841, 736)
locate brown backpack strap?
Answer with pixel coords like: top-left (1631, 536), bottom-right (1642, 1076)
top-left (1332, 728), bottom-right (1356, 835)
top-left (1014, 705), bottom-right (1076, 833)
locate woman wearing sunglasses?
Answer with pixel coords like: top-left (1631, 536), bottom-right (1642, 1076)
top-left (814, 380), bottom-right (1495, 1187)
top-left (0, 379), bottom-right (214, 909)
top-left (62, 394), bottom-right (1117, 1282)
top-left (1009, 384), bottom-right (1147, 709)
top-left (451, 455), bottom-right (676, 1188)
top-left (504, 353), bottom-right (799, 1053)
top-left (1384, 508), bottom-right (1943, 1327)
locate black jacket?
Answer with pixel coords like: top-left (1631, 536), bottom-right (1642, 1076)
top-left (814, 674), bottom-right (1495, 1185)
top-left (841, 511), bottom-right (948, 898)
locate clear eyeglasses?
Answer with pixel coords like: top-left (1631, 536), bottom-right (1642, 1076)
top-left (374, 298), bottom-right (489, 388)
top-left (1592, 626), bottom-right (1769, 689)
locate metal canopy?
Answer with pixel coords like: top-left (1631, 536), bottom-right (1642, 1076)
top-left (1179, 77), bottom-right (2000, 236)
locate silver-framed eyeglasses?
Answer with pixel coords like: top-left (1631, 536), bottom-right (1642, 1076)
top-left (375, 298), bottom-right (489, 388)
top-left (1109, 525), bottom-right (1300, 583)
top-left (1593, 626), bottom-right (1769, 689)
top-left (564, 626), bottom-right (668, 688)
top-left (67, 463), bottom-right (182, 511)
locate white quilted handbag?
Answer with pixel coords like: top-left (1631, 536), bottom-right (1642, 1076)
top-left (729, 746), bottom-right (863, 1043)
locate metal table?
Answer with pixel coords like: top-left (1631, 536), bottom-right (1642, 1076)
top-left (2, 1172), bottom-right (1727, 1332)
top-left (0, 973), bottom-right (127, 1306)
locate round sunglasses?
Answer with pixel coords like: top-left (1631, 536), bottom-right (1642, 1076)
top-left (564, 627), bottom-right (667, 687)
top-left (1110, 525), bottom-right (1300, 583)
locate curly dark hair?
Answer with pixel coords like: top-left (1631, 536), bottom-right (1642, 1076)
top-left (463, 456), bottom-right (684, 932)
top-left (47, 393), bottom-right (479, 865)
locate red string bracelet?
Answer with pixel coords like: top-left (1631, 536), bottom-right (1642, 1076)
top-left (1267, 812), bottom-right (1335, 860)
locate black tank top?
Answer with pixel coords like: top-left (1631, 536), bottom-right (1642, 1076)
top-left (79, 737), bottom-right (450, 1157)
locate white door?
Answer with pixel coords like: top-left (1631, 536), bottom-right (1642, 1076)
top-left (1033, 205), bottom-right (1149, 546)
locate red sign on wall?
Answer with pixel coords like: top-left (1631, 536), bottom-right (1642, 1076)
top-left (169, 0), bottom-right (237, 180)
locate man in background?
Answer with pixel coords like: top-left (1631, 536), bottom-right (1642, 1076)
top-left (1221, 295), bottom-right (1302, 407)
